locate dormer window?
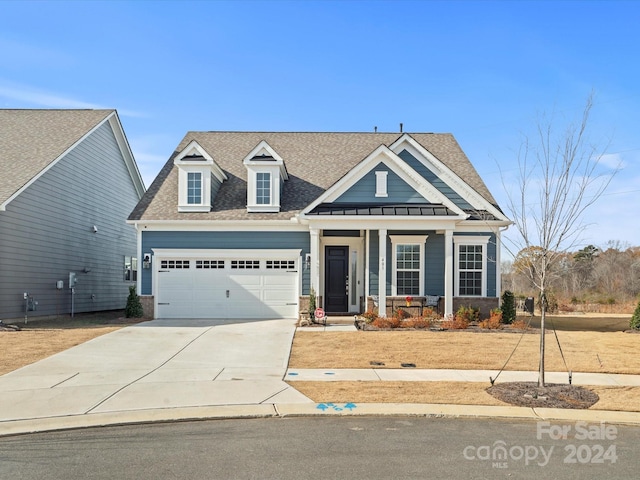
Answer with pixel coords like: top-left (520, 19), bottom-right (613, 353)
top-left (174, 140), bottom-right (227, 213)
top-left (256, 172), bottom-right (271, 205)
top-left (243, 141), bottom-right (288, 213)
top-left (187, 172), bottom-right (202, 204)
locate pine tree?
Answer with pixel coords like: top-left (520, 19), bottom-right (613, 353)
top-left (501, 290), bottom-right (516, 324)
top-left (125, 285), bottom-right (144, 318)
top-left (630, 298), bottom-right (640, 330)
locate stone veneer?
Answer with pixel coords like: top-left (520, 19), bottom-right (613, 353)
top-left (139, 295), bottom-right (154, 319)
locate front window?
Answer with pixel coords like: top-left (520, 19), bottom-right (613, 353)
top-left (458, 245), bottom-right (483, 296)
top-left (454, 236), bottom-right (490, 297)
top-left (396, 244), bottom-right (420, 295)
top-left (256, 172), bottom-right (271, 204)
top-left (187, 172), bottom-right (202, 204)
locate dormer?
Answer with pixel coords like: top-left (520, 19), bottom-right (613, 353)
top-left (174, 140), bottom-right (227, 212)
top-left (243, 140), bottom-right (288, 212)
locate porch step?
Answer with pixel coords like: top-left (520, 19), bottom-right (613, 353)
top-left (324, 316), bottom-right (356, 325)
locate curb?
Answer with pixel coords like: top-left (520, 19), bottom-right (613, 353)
top-left (2, 403), bottom-right (640, 437)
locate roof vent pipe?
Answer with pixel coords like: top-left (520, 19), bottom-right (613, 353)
top-left (374, 126), bottom-right (378, 133)
top-left (400, 122), bottom-right (403, 133)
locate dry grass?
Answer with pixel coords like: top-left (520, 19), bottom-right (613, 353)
top-left (0, 311), bottom-right (144, 375)
top-left (288, 316), bottom-right (640, 411)
top-left (289, 330), bottom-right (640, 374)
top-left (289, 382), bottom-right (640, 412)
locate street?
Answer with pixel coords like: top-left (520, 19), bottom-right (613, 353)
top-left (1, 416), bottom-right (638, 479)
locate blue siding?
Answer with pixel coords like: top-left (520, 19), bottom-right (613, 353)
top-left (368, 230), bottom-right (379, 295)
top-left (425, 233), bottom-right (445, 295)
top-left (141, 231), bottom-right (310, 295)
top-left (334, 162), bottom-right (424, 204)
top-left (398, 150), bottom-right (474, 210)
top-left (0, 122), bottom-right (141, 319)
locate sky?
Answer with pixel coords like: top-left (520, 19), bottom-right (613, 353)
top-left (1, 0), bottom-right (639, 256)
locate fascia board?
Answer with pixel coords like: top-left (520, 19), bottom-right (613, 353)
top-left (390, 135), bottom-right (509, 222)
top-left (174, 140), bottom-right (228, 183)
top-left (108, 112), bottom-right (146, 198)
top-left (1, 111), bottom-right (115, 211)
top-left (130, 219), bottom-right (308, 232)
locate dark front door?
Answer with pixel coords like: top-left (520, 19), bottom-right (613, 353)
top-left (325, 246), bottom-right (349, 313)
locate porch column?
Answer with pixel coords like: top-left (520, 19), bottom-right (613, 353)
top-left (378, 228), bottom-right (387, 317)
top-left (444, 229), bottom-right (453, 317)
top-left (310, 227), bottom-right (320, 294)
top-left (495, 229), bottom-right (502, 303)
top-left (365, 229), bottom-right (370, 301)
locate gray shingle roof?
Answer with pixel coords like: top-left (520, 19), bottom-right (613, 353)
top-left (0, 109), bottom-right (114, 206)
top-left (129, 131), bottom-right (499, 221)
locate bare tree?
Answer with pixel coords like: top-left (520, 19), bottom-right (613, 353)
top-left (502, 94), bottom-right (617, 386)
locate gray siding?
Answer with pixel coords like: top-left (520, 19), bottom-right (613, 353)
top-left (210, 172), bottom-right (222, 205)
top-left (334, 162), bottom-right (424, 204)
top-left (0, 122), bottom-right (141, 320)
top-left (141, 231), bottom-right (310, 295)
top-left (398, 150), bottom-right (474, 209)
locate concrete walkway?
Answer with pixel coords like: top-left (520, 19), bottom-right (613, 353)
top-left (2, 320), bottom-right (640, 436)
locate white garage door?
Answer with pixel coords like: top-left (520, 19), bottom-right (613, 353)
top-left (155, 254), bottom-right (299, 319)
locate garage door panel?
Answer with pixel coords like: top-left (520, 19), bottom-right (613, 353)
top-left (156, 256), bottom-right (299, 319)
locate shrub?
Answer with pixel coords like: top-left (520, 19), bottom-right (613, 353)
top-left (630, 299), bottom-right (640, 330)
top-left (394, 308), bottom-right (411, 320)
top-left (478, 316), bottom-right (502, 329)
top-left (308, 286), bottom-right (316, 315)
top-left (501, 290), bottom-right (516, 324)
top-left (125, 285), bottom-right (144, 318)
top-left (403, 317), bottom-right (431, 329)
top-left (442, 315), bottom-right (469, 330)
top-left (360, 309), bottom-right (378, 323)
top-left (455, 305), bottom-right (479, 323)
top-left (372, 316), bottom-right (401, 329)
top-left (511, 319), bottom-right (529, 330)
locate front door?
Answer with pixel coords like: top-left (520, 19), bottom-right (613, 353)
top-left (325, 246), bottom-right (349, 313)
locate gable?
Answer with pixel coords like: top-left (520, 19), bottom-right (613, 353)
top-left (334, 162), bottom-right (426, 204)
top-left (396, 149), bottom-right (473, 210)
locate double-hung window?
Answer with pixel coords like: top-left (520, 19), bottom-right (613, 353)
top-left (390, 235), bottom-right (427, 296)
top-left (187, 172), bottom-right (202, 204)
top-left (454, 236), bottom-right (490, 297)
top-left (256, 172), bottom-right (271, 205)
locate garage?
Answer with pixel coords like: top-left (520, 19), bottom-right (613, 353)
top-left (153, 250), bottom-right (300, 319)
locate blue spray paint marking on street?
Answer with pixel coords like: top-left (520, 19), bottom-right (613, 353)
top-left (316, 403), bottom-right (358, 411)
top-left (287, 372), bottom-right (298, 376)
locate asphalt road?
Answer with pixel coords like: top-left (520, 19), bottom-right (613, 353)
top-left (1, 417), bottom-right (638, 479)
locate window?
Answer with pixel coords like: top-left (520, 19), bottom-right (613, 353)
top-left (160, 260), bottom-right (190, 269)
top-left (266, 260), bottom-right (296, 270)
top-left (196, 260), bottom-right (224, 269)
top-left (390, 235), bottom-right (427, 296)
top-left (458, 245), bottom-right (483, 296)
top-left (256, 172), bottom-right (271, 205)
top-left (187, 172), bottom-right (202, 204)
top-left (231, 260), bottom-right (260, 269)
top-left (124, 256), bottom-right (137, 281)
top-left (396, 244), bottom-right (420, 295)
top-left (454, 236), bottom-right (490, 297)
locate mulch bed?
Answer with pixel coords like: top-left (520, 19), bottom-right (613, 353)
top-left (487, 382), bottom-right (599, 409)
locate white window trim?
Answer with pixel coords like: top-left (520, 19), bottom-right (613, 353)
top-left (453, 235), bottom-right (490, 297)
top-left (389, 235), bottom-right (428, 296)
top-left (187, 171), bottom-right (203, 205)
top-left (247, 167), bottom-right (281, 212)
top-left (375, 171), bottom-right (388, 197)
top-left (256, 171), bottom-right (272, 205)
top-left (178, 166), bottom-right (211, 212)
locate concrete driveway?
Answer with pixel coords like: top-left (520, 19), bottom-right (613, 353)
top-left (0, 318), bottom-right (311, 423)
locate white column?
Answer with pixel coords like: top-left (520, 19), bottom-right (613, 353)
top-left (444, 229), bottom-right (453, 317)
top-left (365, 229), bottom-right (370, 302)
top-left (378, 228), bottom-right (387, 317)
top-left (495, 230), bottom-right (502, 303)
top-left (310, 228), bottom-right (320, 295)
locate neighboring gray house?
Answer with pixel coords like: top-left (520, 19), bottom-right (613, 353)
top-left (0, 110), bottom-right (145, 320)
top-left (128, 131), bottom-right (510, 320)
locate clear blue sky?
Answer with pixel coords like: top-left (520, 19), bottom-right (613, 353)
top-left (1, 0), bottom-right (638, 253)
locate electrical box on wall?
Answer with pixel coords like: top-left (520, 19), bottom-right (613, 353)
top-left (56, 280), bottom-right (64, 289)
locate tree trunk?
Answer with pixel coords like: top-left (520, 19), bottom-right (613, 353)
top-left (538, 294), bottom-right (546, 387)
